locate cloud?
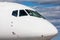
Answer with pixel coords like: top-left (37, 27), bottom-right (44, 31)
top-left (49, 19), bottom-right (60, 24)
top-left (33, 6), bottom-right (60, 17)
top-left (39, 0), bottom-right (60, 4)
top-left (0, 0), bottom-right (60, 4)
top-left (33, 6), bottom-right (60, 11)
top-left (15, 0), bottom-right (60, 4)
top-left (0, 0), bottom-right (15, 2)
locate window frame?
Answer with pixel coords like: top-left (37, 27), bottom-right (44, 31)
top-left (25, 9), bottom-right (45, 19)
top-left (19, 9), bottom-right (28, 17)
top-left (12, 10), bottom-right (18, 17)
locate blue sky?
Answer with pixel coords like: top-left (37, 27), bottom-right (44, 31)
top-left (20, 1), bottom-right (60, 8)
top-left (20, 1), bottom-right (39, 6)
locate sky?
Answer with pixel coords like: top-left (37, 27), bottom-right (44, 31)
top-left (0, 0), bottom-right (60, 40)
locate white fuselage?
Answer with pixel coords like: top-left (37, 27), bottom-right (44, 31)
top-left (0, 2), bottom-right (58, 40)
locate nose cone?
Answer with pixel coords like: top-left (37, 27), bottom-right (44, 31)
top-left (49, 25), bottom-right (58, 36)
top-left (41, 19), bottom-right (58, 39)
top-left (44, 25), bottom-right (58, 38)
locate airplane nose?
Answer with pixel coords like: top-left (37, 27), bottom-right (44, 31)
top-left (42, 20), bottom-right (58, 39)
top-left (44, 26), bottom-right (58, 39)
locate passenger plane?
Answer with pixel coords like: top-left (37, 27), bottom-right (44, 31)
top-left (0, 2), bottom-right (58, 40)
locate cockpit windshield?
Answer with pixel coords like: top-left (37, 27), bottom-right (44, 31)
top-left (25, 9), bottom-right (45, 19)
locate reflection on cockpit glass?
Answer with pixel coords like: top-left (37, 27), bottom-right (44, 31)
top-left (25, 9), bottom-right (45, 19)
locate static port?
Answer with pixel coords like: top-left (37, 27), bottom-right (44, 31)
top-left (11, 21), bottom-right (13, 23)
top-left (41, 35), bottom-right (43, 37)
top-left (12, 32), bottom-right (16, 35)
top-left (11, 25), bottom-right (13, 27)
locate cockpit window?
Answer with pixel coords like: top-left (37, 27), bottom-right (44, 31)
top-left (12, 10), bottom-right (18, 17)
top-left (19, 10), bottom-right (27, 16)
top-left (26, 9), bottom-right (45, 19)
